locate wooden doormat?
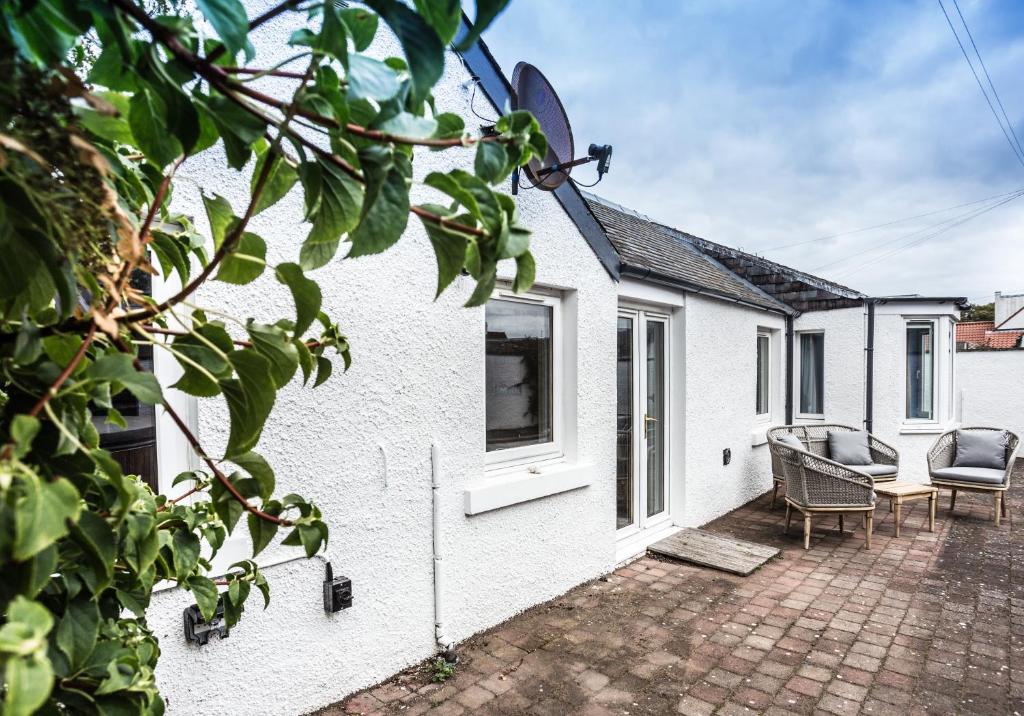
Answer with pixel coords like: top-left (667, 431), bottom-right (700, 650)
top-left (648, 528), bottom-right (780, 576)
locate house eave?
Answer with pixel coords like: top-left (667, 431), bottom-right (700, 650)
top-left (620, 264), bottom-right (796, 316)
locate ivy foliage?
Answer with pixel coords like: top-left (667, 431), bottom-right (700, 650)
top-left (0, 0), bottom-right (541, 713)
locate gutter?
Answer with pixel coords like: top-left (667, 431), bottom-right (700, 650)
top-left (785, 315), bottom-right (794, 424)
top-left (430, 444), bottom-right (455, 658)
top-left (864, 300), bottom-right (876, 433)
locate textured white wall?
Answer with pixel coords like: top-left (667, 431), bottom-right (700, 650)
top-left (680, 295), bottom-right (786, 527)
top-left (793, 307), bottom-right (864, 427)
top-left (147, 4), bottom-right (617, 714)
top-left (959, 350), bottom-right (1024, 439)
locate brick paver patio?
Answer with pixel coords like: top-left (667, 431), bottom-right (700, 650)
top-left (327, 464), bottom-right (1023, 715)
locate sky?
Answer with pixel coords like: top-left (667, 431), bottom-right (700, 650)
top-left (480, 0), bottom-right (1024, 304)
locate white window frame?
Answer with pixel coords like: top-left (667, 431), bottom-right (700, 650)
top-left (795, 330), bottom-right (825, 420)
top-left (755, 330), bottom-right (771, 420)
top-left (904, 319), bottom-right (937, 424)
top-left (484, 287), bottom-right (564, 471)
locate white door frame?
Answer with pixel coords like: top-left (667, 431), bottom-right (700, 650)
top-left (616, 305), bottom-right (672, 540)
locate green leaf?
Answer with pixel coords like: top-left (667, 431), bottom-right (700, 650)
top-left (186, 576), bottom-right (220, 622)
top-left (315, 2), bottom-right (348, 62)
top-left (215, 231), bottom-right (266, 285)
top-left (340, 7), bottom-right (379, 51)
top-left (365, 0), bottom-right (444, 106)
top-left (203, 96), bottom-right (266, 169)
top-left (348, 159), bottom-right (410, 257)
top-left (128, 88), bottom-right (181, 167)
top-left (202, 193), bottom-right (235, 250)
top-left (197, 0), bottom-right (250, 60)
top-left (56, 596), bottom-right (99, 672)
top-left (295, 339), bottom-right (314, 385)
top-left (172, 530), bottom-right (201, 580)
top-left (376, 112), bottom-right (438, 139)
top-left (345, 54), bottom-right (401, 101)
top-left (246, 323), bottom-right (298, 389)
top-left (90, 354), bottom-right (163, 405)
top-left (301, 158), bottom-right (365, 247)
top-left (247, 512), bottom-right (278, 557)
top-left (299, 239), bottom-right (340, 271)
top-left (513, 251), bottom-right (536, 293)
top-left (420, 214), bottom-right (469, 298)
top-left (4, 656), bottom-right (53, 716)
top-left (231, 451), bottom-right (274, 501)
top-left (10, 415), bottom-right (40, 459)
top-left (69, 510), bottom-right (116, 592)
top-left (465, 266), bottom-right (497, 307)
top-left (414, 0), bottom-right (461, 44)
top-left (432, 113), bottom-right (465, 144)
top-left (455, 0), bottom-right (512, 51)
top-left (275, 263), bottom-right (322, 337)
top-left (313, 356), bottom-right (333, 388)
top-left (252, 146), bottom-right (298, 215)
top-left (14, 472), bottom-right (81, 561)
top-left (221, 350), bottom-right (276, 458)
top-left (475, 140), bottom-right (510, 184)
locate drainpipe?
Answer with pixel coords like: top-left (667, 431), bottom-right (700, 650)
top-left (431, 444), bottom-right (456, 660)
top-left (865, 300), bottom-right (875, 433)
top-left (785, 315), bottom-right (794, 424)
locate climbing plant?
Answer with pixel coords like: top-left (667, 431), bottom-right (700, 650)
top-left (0, 0), bottom-right (545, 713)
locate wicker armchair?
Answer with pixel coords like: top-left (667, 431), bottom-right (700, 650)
top-left (769, 436), bottom-right (876, 549)
top-left (767, 424), bottom-right (898, 509)
top-left (927, 427), bottom-right (1019, 526)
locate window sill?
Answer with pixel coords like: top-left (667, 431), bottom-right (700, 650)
top-left (899, 424), bottom-right (947, 435)
top-left (464, 462), bottom-right (594, 515)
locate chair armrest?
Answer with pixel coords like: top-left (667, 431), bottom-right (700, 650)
top-left (868, 434), bottom-right (898, 466)
top-left (927, 431), bottom-right (956, 473)
top-left (790, 452), bottom-right (875, 508)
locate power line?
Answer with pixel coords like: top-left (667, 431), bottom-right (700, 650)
top-left (763, 187), bottom-right (1024, 252)
top-left (810, 189), bottom-right (1022, 272)
top-left (951, 0), bottom-right (1024, 160)
top-left (937, 0), bottom-right (1024, 169)
top-left (829, 190), bottom-right (1024, 279)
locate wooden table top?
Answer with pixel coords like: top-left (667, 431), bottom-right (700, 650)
top-left (874, 481), bottom-right (938, 497)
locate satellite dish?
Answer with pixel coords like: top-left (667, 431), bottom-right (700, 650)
top-left (510, 62), bottom-right (612, 192)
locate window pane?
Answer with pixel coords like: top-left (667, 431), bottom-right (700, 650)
top-left (646, 320), bottom-right (666, 518)
top-left (756, 335), bottom-right (770, 415)
top-left (485, 299), bottom-right (554, 451)
top-left (799, 333), bottom-right (824, 415)
top-left (616, 317), bottom-right (633, 529)
top-left (906, 323), bottom-right (934, 420)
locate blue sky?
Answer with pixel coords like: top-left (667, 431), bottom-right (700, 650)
top-left (481, 0), bottom-right (1024, 303)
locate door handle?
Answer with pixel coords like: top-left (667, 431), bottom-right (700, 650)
top-left (644, 415), bottom-right (658, 424)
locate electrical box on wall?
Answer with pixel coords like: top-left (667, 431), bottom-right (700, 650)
top-left (723, 448), bottom-right (731, 466)
top-left (183, 601), bottom-right (229, 645)
top-left (323, 562), bottom-right (353, 613)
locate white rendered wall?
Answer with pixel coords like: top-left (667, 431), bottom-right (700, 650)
top-left (793, 307), bottom-right (865, 428)
top-left (958, 350), bottom-right (1024, 439)
top-left (995, 292), bottom-right (1024, 328)
top-left (870, 304), bottom-right (959, 483)
top-left (146, 5), bottom-right (617, 714)
top-left (679, 295), bottom-right (786, 527)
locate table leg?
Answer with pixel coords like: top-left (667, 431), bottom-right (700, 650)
top-left (929, 492), bottom-right (935, 532)
top-left (865, 512), bottom-right (873, 550)
top-left (894, 498), bottom-right (901, 538)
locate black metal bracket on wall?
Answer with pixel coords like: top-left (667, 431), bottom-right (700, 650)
top-left (183, 599), bottom-right (229, 646)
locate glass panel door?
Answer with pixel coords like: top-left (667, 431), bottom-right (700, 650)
top-left (645, 319), bottom-right (666, 518)
top-left (616, 308), bottom-right (670, 533)
top-left (616, 316), bottom-right (635, 530)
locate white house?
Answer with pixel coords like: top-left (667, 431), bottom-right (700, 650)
top-left (115, 7), bottom-right (973, 715)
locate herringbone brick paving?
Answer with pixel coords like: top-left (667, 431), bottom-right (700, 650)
top-left (328, 463), bottom-right (1023, 715)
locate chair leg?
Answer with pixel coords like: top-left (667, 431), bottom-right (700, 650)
top-left (950, 489), bottom-right (957, 512)
top-left (865, 512), bottom-right (873, 550)
top-left (803, 514), bottom-right (812, 550)
top-left (995, 493), bottom-right (1002, 526)
top-left (838, 514), bottom-right (844, 533)
top-left (772, 482), bottom-right (779, 510)
top-left (1001, 493), bottom-right (1007, 518)
top-left (785, 503), bottom-right (792, 534)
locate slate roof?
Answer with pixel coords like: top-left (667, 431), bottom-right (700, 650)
top-left (956, 321), bottom-right (1024, 350)
top-left (583, 195), bottom-right (791, 313)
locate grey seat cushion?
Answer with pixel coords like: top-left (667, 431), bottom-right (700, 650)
top-left (953, 430), bottom-right (1008, 470)
top-left (930, 466), bottom-right (1006, 485)
top-left (775, 434), bottom-right (804, 450)
top-left (854, 463), bottom-right (898, 477)
top-left (828, 430), bottom-right (872, 466)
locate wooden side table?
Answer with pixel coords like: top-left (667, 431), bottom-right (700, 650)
top-left (873, 481), bottom-right (938, 537)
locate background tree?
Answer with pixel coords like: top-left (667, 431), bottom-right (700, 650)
top-left (961, 302), bottom-right (995, 322)
top-left (0, 1), bottom-right (545, 713)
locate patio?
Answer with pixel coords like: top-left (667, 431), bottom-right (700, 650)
top-left (330, 463), bottom-right (1023, 716)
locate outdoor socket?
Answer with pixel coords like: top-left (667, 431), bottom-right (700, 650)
top-left (723, 448), bottom-right (731, 466)
top-left (183, 600), bottom-right (229, 646)
top-left (323, 561), bottom-right (353, 613)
